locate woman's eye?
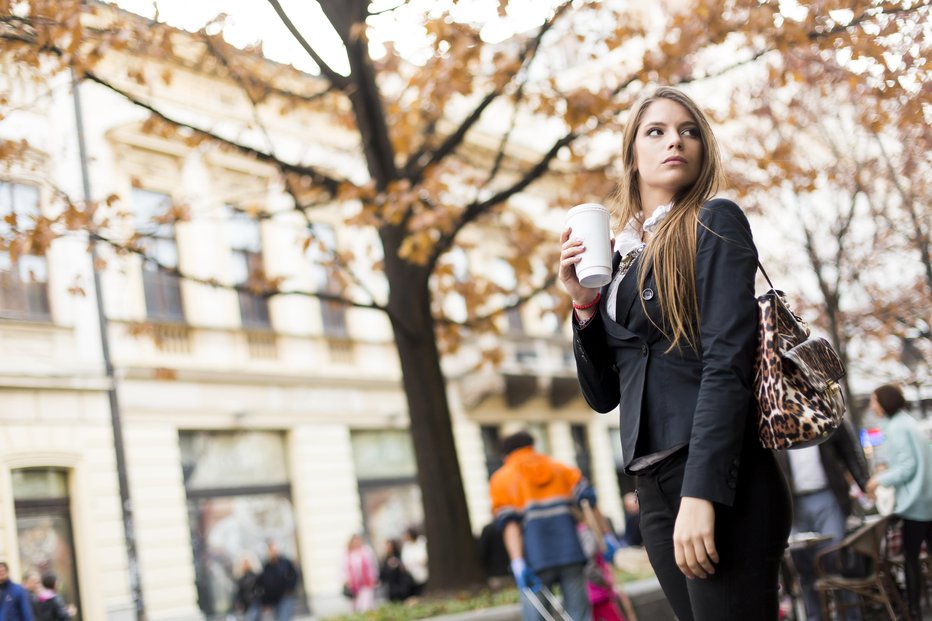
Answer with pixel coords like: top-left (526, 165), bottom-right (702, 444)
top-left (646, 127), bottom-right (662, 136)
top-left (683, 127), bottom-right (700, 137)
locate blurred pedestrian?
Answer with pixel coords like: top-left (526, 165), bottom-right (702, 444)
top-left (400, 527), bottom-right (428, 596)
top-left (490, 430), bottom-right (616, 621)
top-left (231, 553), bottom-right (260, 619)
top-left (20, 573), bottom-right (39, 620)
top-left (0, 562), bottom-right (34, 621)
top-left (775, 421), bottom-right (869, 621)
top-left (865, 384), bottom-right (932, 621)
top-left (342, 534), bottom-right (378, 612)
top-left (34, 574), bottom-right (73, 621)
top-left (379, 539), bottom-right (413, 602)
top-left (576, 521), bottom-right (627, 621)
top-left (248, 540), bottom-right (299, 621)
top-left (476, 521), bottom-right (511, 588)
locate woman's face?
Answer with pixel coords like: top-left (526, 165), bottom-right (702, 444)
top-left (870, 393), bottom-right (886, 418)
top-left (633, 98), bottom-right (703, 202)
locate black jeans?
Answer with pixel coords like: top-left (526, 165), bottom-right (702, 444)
top-left (637, 441), bottom-right (792, 621)
top-left (901, 517), bottom-right (932, 618)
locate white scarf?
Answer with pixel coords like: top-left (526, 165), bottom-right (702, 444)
top-left (606, 204), bottom-right (671, 321)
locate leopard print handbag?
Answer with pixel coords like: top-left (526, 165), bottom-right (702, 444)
top-left (754, 264), bottom-right (846, 450)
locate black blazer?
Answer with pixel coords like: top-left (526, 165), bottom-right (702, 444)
top-left (574, 199), bottom-right (759, 507)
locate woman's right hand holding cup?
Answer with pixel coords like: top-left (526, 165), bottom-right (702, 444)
top-left (560, 227), bottom-right (599, 320)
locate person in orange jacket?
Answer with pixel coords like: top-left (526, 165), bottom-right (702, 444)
top-left (490, 431), bottom-right (619, 621)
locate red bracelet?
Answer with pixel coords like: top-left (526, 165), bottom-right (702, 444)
top-left (572, 293), bottom-right (601, 310)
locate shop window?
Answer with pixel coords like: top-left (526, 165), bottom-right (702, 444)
top-left (350, 430), bottom-right (423, 553)
top-left (12, 468), bottom-right (81, 620)
top-left (133, 189), bottom-right (184, 323)
top-left (179, 431), bottom-right (305, 618)
top-left (0, 182), bottom-right (50, 320)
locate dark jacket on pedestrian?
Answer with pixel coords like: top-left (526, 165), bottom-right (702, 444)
top-left (775, 420), bottom-right (870, 516)
top-left (379, 544), bottom-right (414, 602)
top-left (476, 522), bottom-right (510, 579)
top-left (0, 581), bottom-right (35, 621)
top-left (257, 557), bottom-right (299, 606)
top-left (34, 592), bottom-right (69, 621)
top-left (233, 569), bottom-right (259, 612)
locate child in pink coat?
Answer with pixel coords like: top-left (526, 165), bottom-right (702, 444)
top-left (577, 522), bottom-right (627, 621)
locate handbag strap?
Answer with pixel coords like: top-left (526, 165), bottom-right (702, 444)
top-left (757, 261), bottom-right (776, 290)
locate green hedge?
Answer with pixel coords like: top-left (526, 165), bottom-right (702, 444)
top-left (322, 565), bottom-right (655, 621)
top-left (322, 588), bottom-right (520, 621)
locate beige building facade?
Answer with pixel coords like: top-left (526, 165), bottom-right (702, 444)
top-left (0, 24), bottom-right (624, 621)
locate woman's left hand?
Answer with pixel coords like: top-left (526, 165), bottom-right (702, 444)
top-left (865, 476), bottom-right (879, 494)
top-left (673, 496), bottom-right (718, 579)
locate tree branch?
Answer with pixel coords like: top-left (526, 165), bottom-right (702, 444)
top-left (427, 131), bottom-right (576, 273)
top-left (203, 34), bottom-right (278, 155)
top-left (873, 132), bottom-right (932, 293)
top-left (89, 231), bottom-right (386, 312)
top-left (81, 70), bottom-right (349, 196)
top-left (280, 182), bottom-right (388, 308)
top-left (265, 0), bottom-right (350, 88)
top-left (476, 83), bottom-right (528, 194)
top-left (435, 272), bottom-right (558, 329)
top-left (405, 0), bottom-right (574, 182)
top-left (368, 0), bottom-right (413, 16)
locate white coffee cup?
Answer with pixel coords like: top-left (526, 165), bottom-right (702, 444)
top-left (566, 203), bottom-right (612, 288)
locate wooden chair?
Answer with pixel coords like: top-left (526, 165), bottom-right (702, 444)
top-left (813, 516), bottom-right (912, 620)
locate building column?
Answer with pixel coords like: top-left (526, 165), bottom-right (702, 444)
top-left (288, 424), bottom-right (363, 618)
top-left (123, 421), bottom-right (201, 621)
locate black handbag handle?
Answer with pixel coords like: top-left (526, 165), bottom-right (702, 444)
top-left (757, 261), bottom-right (776, 291)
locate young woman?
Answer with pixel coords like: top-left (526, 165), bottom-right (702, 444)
top-left (866, 384), bottom-right (932, 621)
top-left (342, 534), bottom-right (378, 612)
top-left (560, 86), bottom-right (792, 620)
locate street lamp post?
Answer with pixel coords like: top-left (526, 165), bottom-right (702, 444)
top-left (71, 69), bottom-right (148, 621)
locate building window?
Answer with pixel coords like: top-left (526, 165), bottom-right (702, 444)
top-left (571, 424), bottom-right (592, 482)
top-left (480, 425), bottom-right (503, 479)
top-left (179, 431), bottom-right (305, 618)
top-left (350, 430), bottom-right (423, 553)
top-left (133, 189), bottom-right (184, 323)
top-left (227, 208), bottom-right (270, 330)
top-left (527, 423), bottom-right (551, 456)
top-left (12, 468), bottom-right (81, 620)
top-left (309, 224), bottom-right (348, 339)
top-left (0, 182), bottom-right (51, 320)
top-left (505, 307), bottom-right (524, 334)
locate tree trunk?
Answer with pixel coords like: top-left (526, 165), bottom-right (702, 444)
top-left (383, 232), bottom-right (486, 592)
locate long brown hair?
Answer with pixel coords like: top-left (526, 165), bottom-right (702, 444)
top-left (610, 87), bottom-right (724, 351)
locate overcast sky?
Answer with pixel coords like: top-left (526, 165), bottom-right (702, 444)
top-left (108, 0), bottom-right (564, 75)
